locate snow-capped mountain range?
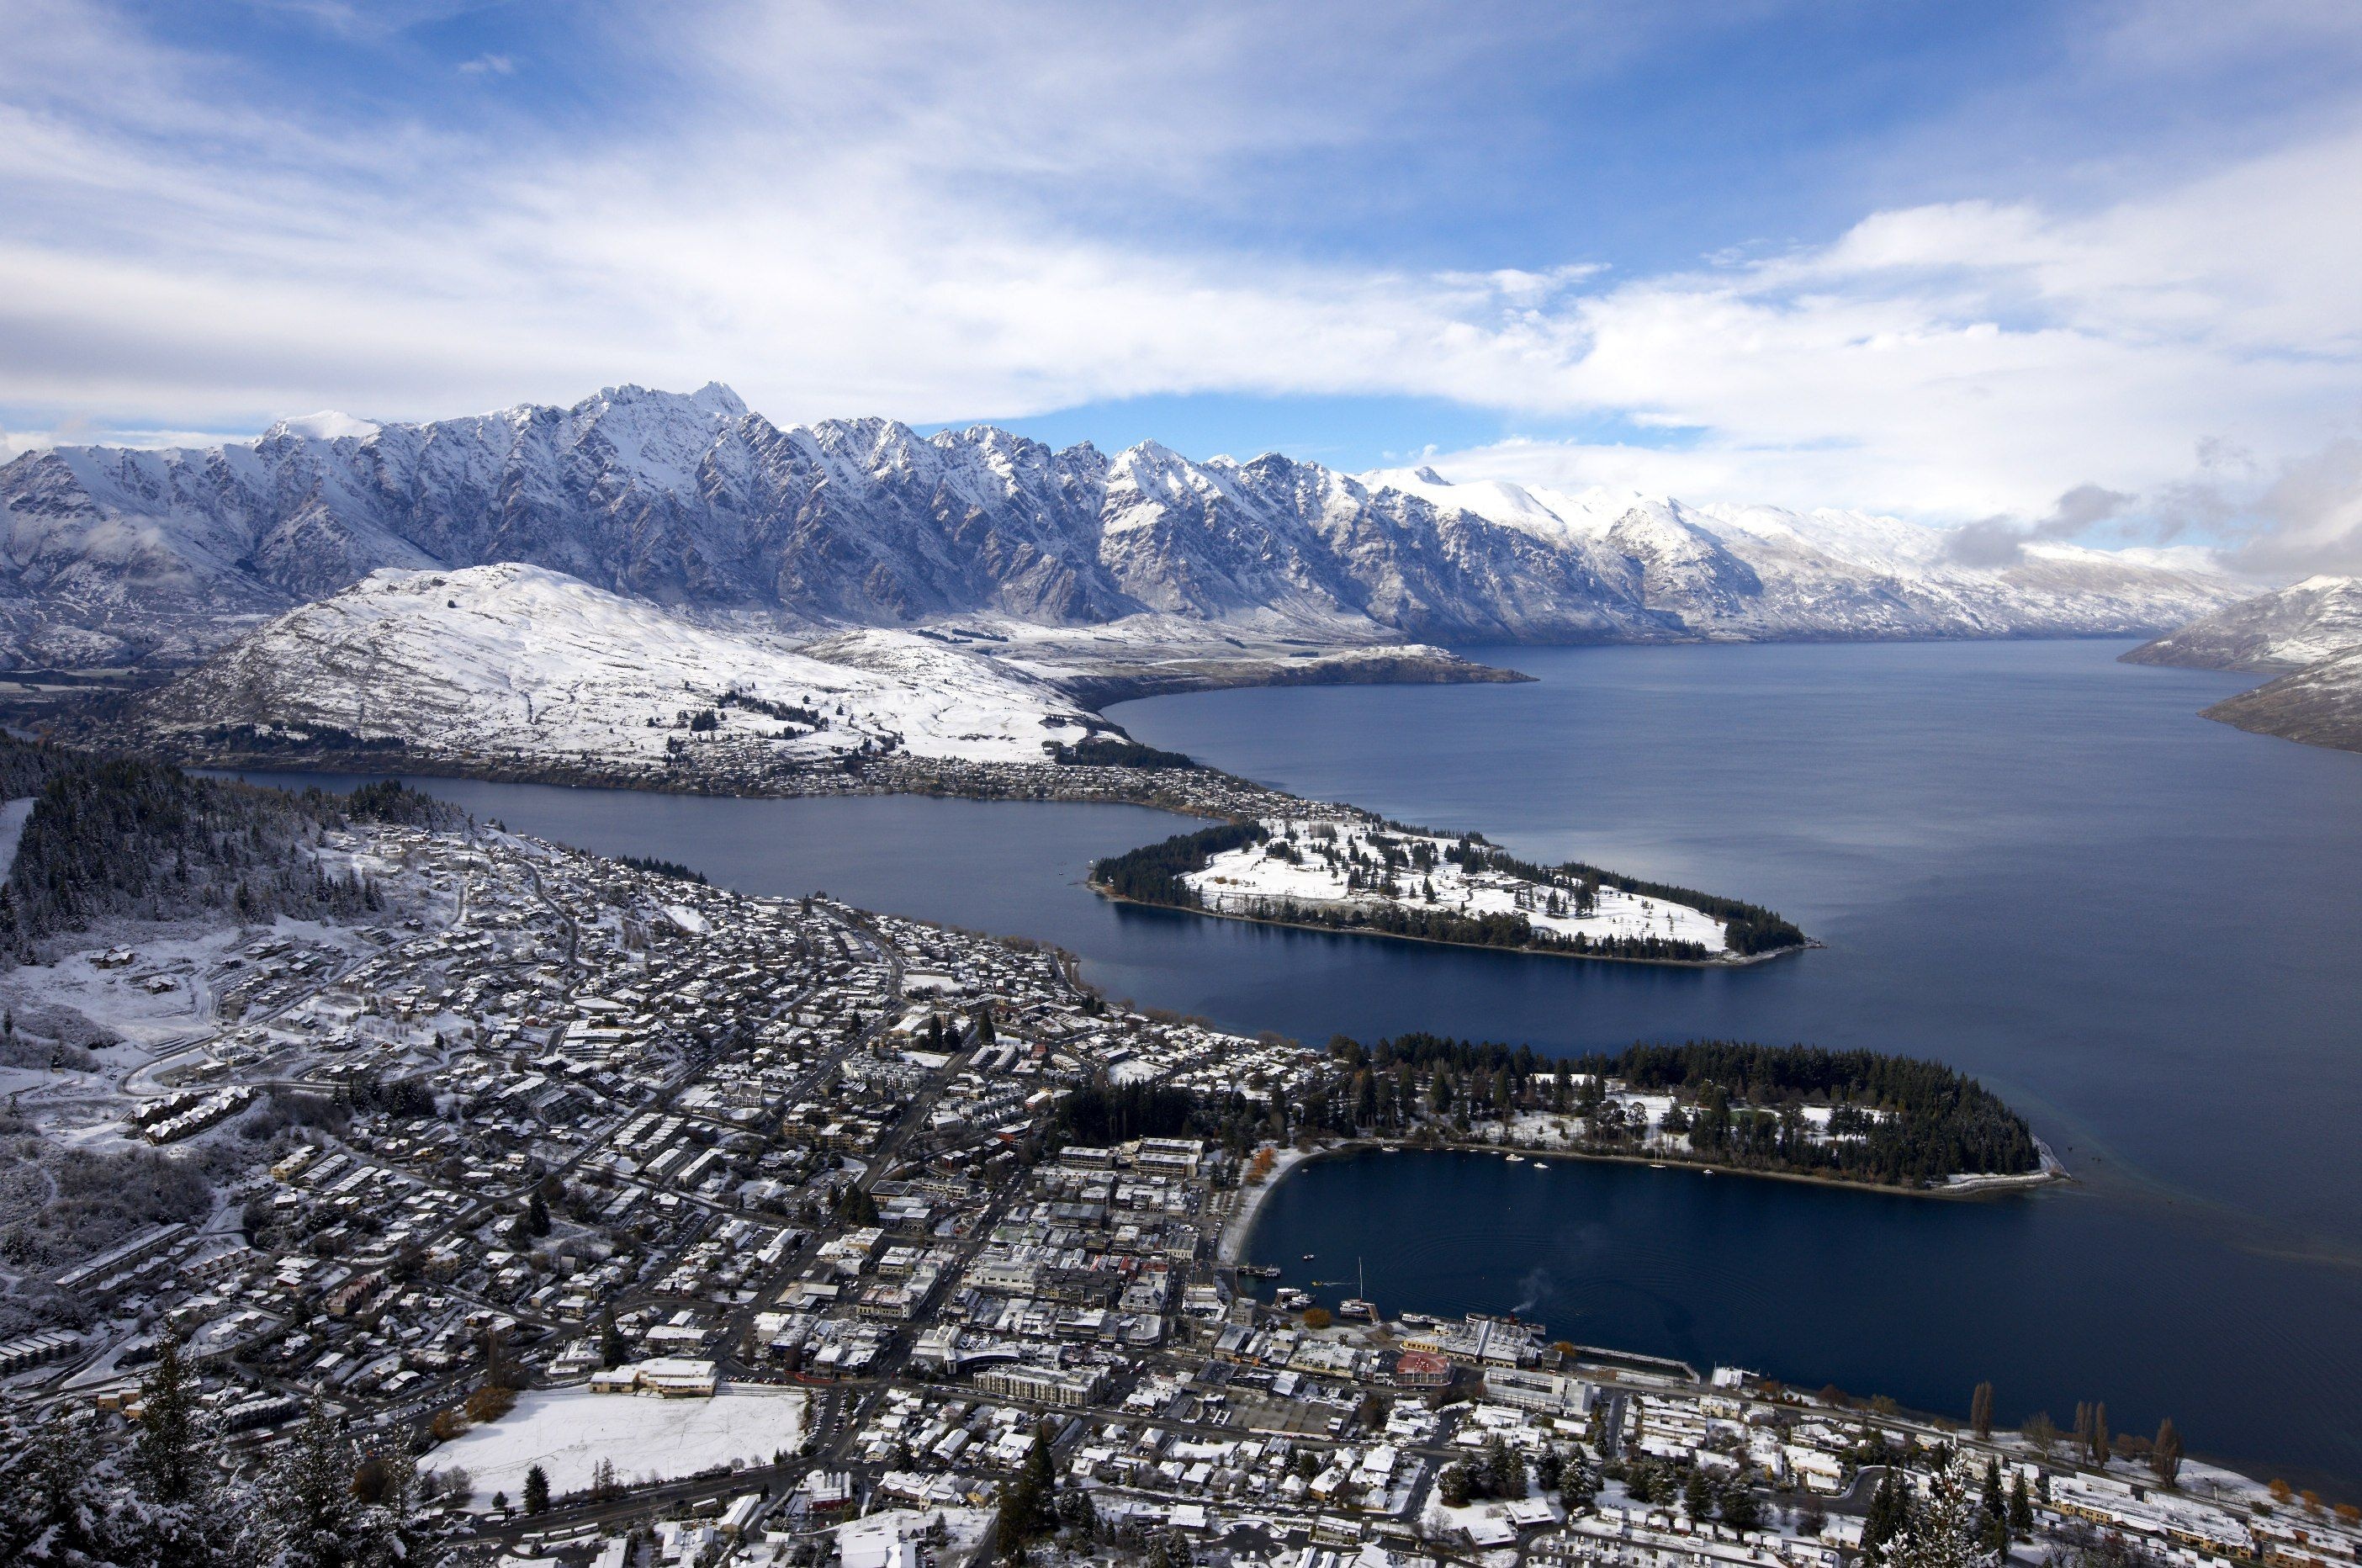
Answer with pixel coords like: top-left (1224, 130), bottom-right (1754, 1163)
top-left (0, 383), bottom-right (2243, 668)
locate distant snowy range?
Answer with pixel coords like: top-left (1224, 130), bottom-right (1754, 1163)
top-left (5, 379), bottom-right (2345, 767)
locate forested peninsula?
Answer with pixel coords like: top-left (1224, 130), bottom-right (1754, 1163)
top-left (1295, 1036), bottom-right (2047, 1193)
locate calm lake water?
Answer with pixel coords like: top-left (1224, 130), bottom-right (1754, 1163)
top-left (216, 638), bottom-right (2362, 1494)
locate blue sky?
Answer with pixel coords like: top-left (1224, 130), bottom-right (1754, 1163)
top-left (3, 0), bottom-right (2359, 567)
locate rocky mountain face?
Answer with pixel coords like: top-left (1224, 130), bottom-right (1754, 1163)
top-left (0, 383), bottom-right (2246, 668)
top-left (2126, 576), bottom-right (2362, 755)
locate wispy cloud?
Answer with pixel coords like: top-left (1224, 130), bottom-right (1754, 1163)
top-left (1, 0), bottom-right (2356, 555)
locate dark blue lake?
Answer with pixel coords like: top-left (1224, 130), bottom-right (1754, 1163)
top-left (216, 638), bottom-right (2362, 1495)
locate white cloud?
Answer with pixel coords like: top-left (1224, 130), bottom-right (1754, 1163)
top-left (1416, 119), bottom-right (2362, 522)
top-left (0, 0), bottom-right (2355, 543)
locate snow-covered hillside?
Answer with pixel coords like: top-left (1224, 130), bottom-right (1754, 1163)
top-left (2123, 576), bottom-right (2362, 755)
top-left (2121, 575), bottom-right (2362, 672)
top-left (128, 564), bottom-right (1106, 767)
top-left (1187, 818), bottom-right (1731, 955)
top-left (2200, 645), bottom-right (2362, 755)
top-left (0, 383), bottom-right (2243, 666)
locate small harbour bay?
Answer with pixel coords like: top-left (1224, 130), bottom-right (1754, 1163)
top-left (220, 637), bottom-right (2362, 1492)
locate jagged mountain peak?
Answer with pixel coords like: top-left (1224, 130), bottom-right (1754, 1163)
top-left (571, 380), bottom-right (749, 421)
top-left (0, 382), bottom-right (2248, 669)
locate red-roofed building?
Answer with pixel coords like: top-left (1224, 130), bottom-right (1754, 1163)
top-left (1394, 1349), bottom-right (1452, 1388)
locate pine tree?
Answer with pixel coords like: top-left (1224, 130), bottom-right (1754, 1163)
top-left (1020, 1422), bottom-right (1057, 1534)
top-left (1483, 1433), bottom-right (1526, 1500)
top-left (2008, 1472), bottom-right (2034, 1538)
top-left (1887, 1460), bottom-right (1985, 1568)
top-left (1979, 1459), bottom-right (2010, 1555)
top-left (523, 1465), bottom-right (550, 1515)
top-left (133, 1334), bottom-right (203, 1504)
top-left (993, 1422), bottom-right (1058, 1563)
top-left (527, 1191), bottom-right (551, 1237)
top-left (126, 1332), bottom-right (234, 1568)
top-left (250, 1403), bottom-right (360, 1568)
top-left (1862, 1473), bottom-right (1911, 1565)
top-left (3, 1413), bottom-right (117, 1568)
top-left (597, 1304), bottom-right (626, 1369)
top-left (1437, 1464), bottom-right (1471, 1507)
top-left (993, 1479), bottom-right (1033, 1565)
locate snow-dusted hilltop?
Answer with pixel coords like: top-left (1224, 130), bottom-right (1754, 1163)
top-left (125, 563), bottom-right (1110, 770)
top-left (2125, 575), bottom-right (2362, 755)
top-left (0, 383), bottom-right (2241, 667)
top-left (2121, 575), bottom-right (2362, 672)
top-left (1188, 818), bottom-right (1735, 956)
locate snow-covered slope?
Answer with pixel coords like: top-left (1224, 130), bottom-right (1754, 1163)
top-left (1188, 817), bottom-right (1730, 954)
top-left (128, 564), bottom-right (1104, 767)
top-left (2200, 646), bottom-right (2362, 755)
top-left (2121, 575), bottom-right (2362, 672)
top-left (0, 383), bottom-right (2244, 667)
top-left (2123, 576), bottom-right (2362, 755)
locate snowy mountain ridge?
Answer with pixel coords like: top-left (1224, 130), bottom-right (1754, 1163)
top-left (0, 382), bottom-right (2246, 668)
top-left (2121, 575), bottom-right (2362, 673)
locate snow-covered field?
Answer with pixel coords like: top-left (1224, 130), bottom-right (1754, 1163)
top-left (1185, 818), bottom-right (1728, 953)
top-left (429, 1386), bottom-right (806, 1506)
top-left (138, 564), bottom-right (1106, 767)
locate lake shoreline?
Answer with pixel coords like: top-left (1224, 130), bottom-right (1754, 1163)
top-left (1223, 1137), bottom-right (2068, 1269)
